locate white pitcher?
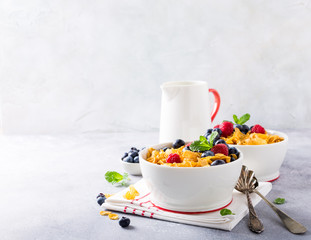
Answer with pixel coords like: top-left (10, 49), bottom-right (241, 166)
top-left (159, 81), bottom-right (220, 143)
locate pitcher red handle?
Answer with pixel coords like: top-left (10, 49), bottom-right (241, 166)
top-left (209, 89), bottom-right (220, 123)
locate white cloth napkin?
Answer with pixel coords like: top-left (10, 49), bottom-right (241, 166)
top-left (102, 179), bottom-right (272, 231)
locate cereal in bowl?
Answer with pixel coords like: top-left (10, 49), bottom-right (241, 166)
top-left (209, 113), bottom-right (284, 145)
top-left (146, 136), bottom-right (239, 167)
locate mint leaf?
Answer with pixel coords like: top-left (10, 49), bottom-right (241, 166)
top-left (220, 208), bottom-right (235, 216)
top-left (105, 171), bottom-right (130, 185)
top-left (199, 135), bottom-right (207, 142)
top-left (233, 115), bottom-right (239, 124)
top-left (239, 113), bottom-right (250, 125)
top-left (274, 198), bottom-right (285, 204)
top-left (208, 131), bottom-right (218, 146)
top-left (189, 139), bottom-right (210, 152)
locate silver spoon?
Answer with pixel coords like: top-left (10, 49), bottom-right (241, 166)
top-left (235, 165), bottom-right (264, 233)
top-left (237, 165), bottom-right (307, 234)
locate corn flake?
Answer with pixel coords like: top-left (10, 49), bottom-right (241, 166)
top-left (222, 128), bottom-right (284, 145)
top-left (123, 185), bottom-right (140, 200)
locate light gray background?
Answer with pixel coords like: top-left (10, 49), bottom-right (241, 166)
top-left (1, 0), bottom-right (311, 134)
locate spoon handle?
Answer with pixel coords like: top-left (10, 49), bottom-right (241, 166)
top-left (246, 191), bottom-right (264, 233)
top-left (253, 189), bottom-right (307, 234)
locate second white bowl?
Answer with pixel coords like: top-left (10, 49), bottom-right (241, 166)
top-left (232, 130), bottom-right (288, 182)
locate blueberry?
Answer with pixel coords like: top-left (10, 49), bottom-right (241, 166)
top-left (212, 128), bottom-right (222, 137)
top-left (207, 133), bottom-right (220, 146)
top-left (230, 156), bottom-right (236, 162)
top-left (129, 151), bottom-right (139, 158)
top-left (173, 139), bottom-right (185, 149)
top-left (204, 128), bottom-right (213, 138)
top-left (215, 139), bottom-right (229, 148)
top-left (121, 152), bottom-right (128, 160)
top-left (183, 146), bottom-right (190, 152)
top-left (133, 156), bottom-right (139, 163)
top-left (162, 147), bottom-right (168, 152)
top-left (241, 125), bottom-right (250, 134)
top-left (211, 159), bottom-right (226, 166)
top-left (201, 151), bottom-right (215, 158)
top-left (123, 156), bottom-right (134, 163)
top-left (229, 147), bottom-right (240, 158)
top-left (97, 196), bottom-right (106, 206)
top-left (96, 193), bottom-right (105, 199)
top-left (233, 124), bottom-right (243, 132)
top-left (119, 217), bottom-right (130, 227)
top-left (131, 147), bottom-right (138, 151)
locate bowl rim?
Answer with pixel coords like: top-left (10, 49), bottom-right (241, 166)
top-left (139, 142), bottom-right (243, 170)
top-left (120, 159), bottom-right (140, 165)
top-left (227, 129), bottom-right (288, 148)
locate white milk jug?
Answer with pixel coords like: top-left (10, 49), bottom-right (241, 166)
top-left (159, 81), bottom-right (220, 143)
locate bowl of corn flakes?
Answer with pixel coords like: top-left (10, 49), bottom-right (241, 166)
top-left (208, 113), bottom-right (288, 182)
top-left (225, 129), bottom-right (288, 182)
top-left (139, 138), bottom-right (243, 213)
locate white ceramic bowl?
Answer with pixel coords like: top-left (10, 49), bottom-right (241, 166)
top-left (231, 130), bottom-right (288, 182)
top-left (120, 160), bottom-right (142, 176)
top-left (139, 143), bottom-right (242, 213)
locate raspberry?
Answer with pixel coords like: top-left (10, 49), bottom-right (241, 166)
top-left (166, 153), bottom-right (181, 163)
top-left (185, 142), bottom-right (192, 147)
top-left (214, 124), bottom-right (220, 129)
top-left (251, 124), bottom-right (266, 134)
top-left (219, 121), bottom-right (234, 137)
top-left (211, 144), bottom-right (229, 156)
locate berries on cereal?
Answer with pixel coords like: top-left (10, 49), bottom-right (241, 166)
top-left (251, 124), bottom-right (266, 134)
top-left (228, 147), bottom-right (239, 157)
top-left (211, 144), bottom-right (229, 156)
top-left (219, 121), bottom-right (234, 137)
top-left (201, 151), bottom-right (215, 158)
top-left (241, 124), bottom-right (250, 134)
top-left (212, 128), bottom-right (222, 137)
top-left (211, 159), bottom-right (226, 166)
top-left (166, 153), bottom-right (181, 163)
top-left (173, 139), bottom-right (185, 149)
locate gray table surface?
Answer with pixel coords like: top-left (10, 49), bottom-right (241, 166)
top-left (1, 129), bottom-right (310, 240)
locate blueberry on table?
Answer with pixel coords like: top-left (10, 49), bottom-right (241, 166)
top-left (97, 196), bottom-right (106, 206)
top-left (96, 193), bottom-right (105, 199)
top-left (201, 151), bottom-right (215, 158)
top-left (123, 156), bottom-right (134, 163)
top-left (173, 139), bottom-right (185, 149)
top-left (211, 160), bottom-right (226, 166)
top-left (133, 156), bottom-right (139, 163)
top-left (119, 217), bottom-right (131, 227)
top-left (129, 151), bottom-right (138, 158)
top-left (121, 152), bottom-right (128, 160)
